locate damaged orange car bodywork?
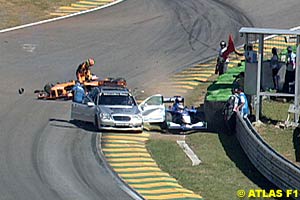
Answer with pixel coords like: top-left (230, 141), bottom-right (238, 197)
top-left (35, 78), bottom-right (127, 100)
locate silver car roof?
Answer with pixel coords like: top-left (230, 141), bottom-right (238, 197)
top-left (94, 86), bottom-right (130, 95)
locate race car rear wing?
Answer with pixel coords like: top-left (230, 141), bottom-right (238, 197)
top-left (163, 96), bottom-right (184, 104)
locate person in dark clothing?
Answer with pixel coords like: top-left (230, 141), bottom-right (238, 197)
top-left (270, 47), bottom-right (280, 90)
top-left (216, 41), bottom-right (229, 75)
top-left (223, 88), bottom-right (239, 134)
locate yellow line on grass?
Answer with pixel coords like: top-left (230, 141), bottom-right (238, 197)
top-left (104, 152), bottom-right (151, 157)
top-left (71, 3), bottom-right (97, 7)
top-left (102, 148), bottom-right (148, 152)
top-left (125, 177), bottom-right (178, 183)
top-left (142, 193), bottom-right (202, 200)
top-left (102, 135), bottom-right (149, 142)
top-left (119, 172), bottom-right (171, 178)
top-left (78, 1), bottom-right (106, 5)
top-left (114, 167), bottom-right (162, 173)
top-left (101, 139), bottom-right (145, 144)
top-left (107, 157), bottom-right (154, 162)
top-left (110, 162), bottom-right (158, 167)
top-left (59, 6), bottom-right (88, 10)
top-left (131, 182), bottom-right (188, 189)
top-left (103, 143), bottom-right (145, 148)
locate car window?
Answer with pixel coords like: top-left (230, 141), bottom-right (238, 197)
top-left (83, 96), bottom-right (93, 104)
top-left (88, 88), bottom-right (98, 102)
top-left (145, 96), bottom-right (163, 105)
top-left (98, 95), bottom-right (136, 106)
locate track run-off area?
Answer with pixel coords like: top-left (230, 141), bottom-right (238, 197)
top-left (101, 34), bottom-right (297, 199)
top-left (1, 0), bottom-right (300, 200)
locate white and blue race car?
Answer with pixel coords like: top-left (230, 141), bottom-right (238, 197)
top-left (139, 95), bottom-right (207, 133)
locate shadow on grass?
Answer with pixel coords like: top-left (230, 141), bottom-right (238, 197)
top-left (293, 127), bottom-right (300, 162)
top-left (218, 132), bottom-right (279, 192)
top-left (260, 115), bottom-right (280, 126)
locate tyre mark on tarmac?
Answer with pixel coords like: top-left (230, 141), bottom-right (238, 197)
top-left (101, 133), bottom-right (203, 200)
top-left (50, 0), bottom-right (116, 16)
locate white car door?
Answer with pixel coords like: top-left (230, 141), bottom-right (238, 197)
top-left (139, 94), bottom-right (165, 123)
top-left (71, 96), bottom-right (95, 123)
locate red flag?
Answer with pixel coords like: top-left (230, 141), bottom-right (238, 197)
top-left (222, 34), bottom-right (235, 60)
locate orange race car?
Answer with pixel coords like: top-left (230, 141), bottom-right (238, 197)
top-left (34, 78), bottom-right (127, 100)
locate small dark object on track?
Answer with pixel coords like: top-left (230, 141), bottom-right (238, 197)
top-left (18, 88), bottom-right (25, 95)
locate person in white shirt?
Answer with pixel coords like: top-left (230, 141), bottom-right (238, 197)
top-left (283, 46), bottom-right (296, 93)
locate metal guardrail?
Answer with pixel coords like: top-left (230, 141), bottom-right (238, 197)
top-left (235, 114), bottom-right (300, 199)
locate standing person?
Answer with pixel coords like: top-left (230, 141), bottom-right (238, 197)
top-left (270, 47), bottom-right (280, 91)
top-left (235, 43), bottom-right (257, 63)
top-left (72, 81), bottom-right (85, 103)
top-left (235, 87), bottom-right (249, 119)
top-left (283, 46), bottom-right (296, 93)
top-left (223, 88), bottom-right (240, 133)
top-left (76, 58), bottom-right (95, 83)
top-left (215, 35), bottom-right (237, 75)
top-left (215, 41), bottom-right (229, 75)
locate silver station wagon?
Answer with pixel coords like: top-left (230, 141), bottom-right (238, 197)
top-left (71, 83), bottom-right (166, 132)
top-left (71, 86), bottom-right (143, 132)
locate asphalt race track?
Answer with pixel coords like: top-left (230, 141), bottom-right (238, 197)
top-left (0, 0), bottom-right (300, 199)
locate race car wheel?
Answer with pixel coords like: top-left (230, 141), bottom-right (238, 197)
top-left (160, 112), bottom-right (172, 132)
top-left (190, 111), bottom-right (205, 124)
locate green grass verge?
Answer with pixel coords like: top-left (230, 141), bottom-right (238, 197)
top-left (147, 66), bottom-right (299, 200)
top-left (146, 84), bottom-right (299, 200)
top-left (0, 0), bottom-right (78, 29)
top-left (147, 133), bottom-right (276, 200)
top-left (262, 100), bottom-right (290, 122)
top-left (205, 62), bottom-right (245, 102)
top-left (259, 100), bottom-right (299, 163)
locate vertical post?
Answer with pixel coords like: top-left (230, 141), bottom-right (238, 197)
top-left (294, 36), bottom-right (300, 123)
top-left (244, 33), bottom-right (249, 71)
top-left (255, 34), bottom-right (264, 121)
top-left (256, 53), bottom-right (262, 121)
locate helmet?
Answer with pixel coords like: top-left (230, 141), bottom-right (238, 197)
top-left (87, 58), bottom-right (95, 67)
top-left (178, 104), bottom-right (184, 110)
top-left (220, 41), bottom-right (226, 47)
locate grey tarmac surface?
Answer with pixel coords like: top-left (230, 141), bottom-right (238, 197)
top-left (0, 0), bottom-right (300, 199)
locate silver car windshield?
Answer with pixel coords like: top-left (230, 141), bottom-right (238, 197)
top-left (98, 95), bottom-right (136, 106)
